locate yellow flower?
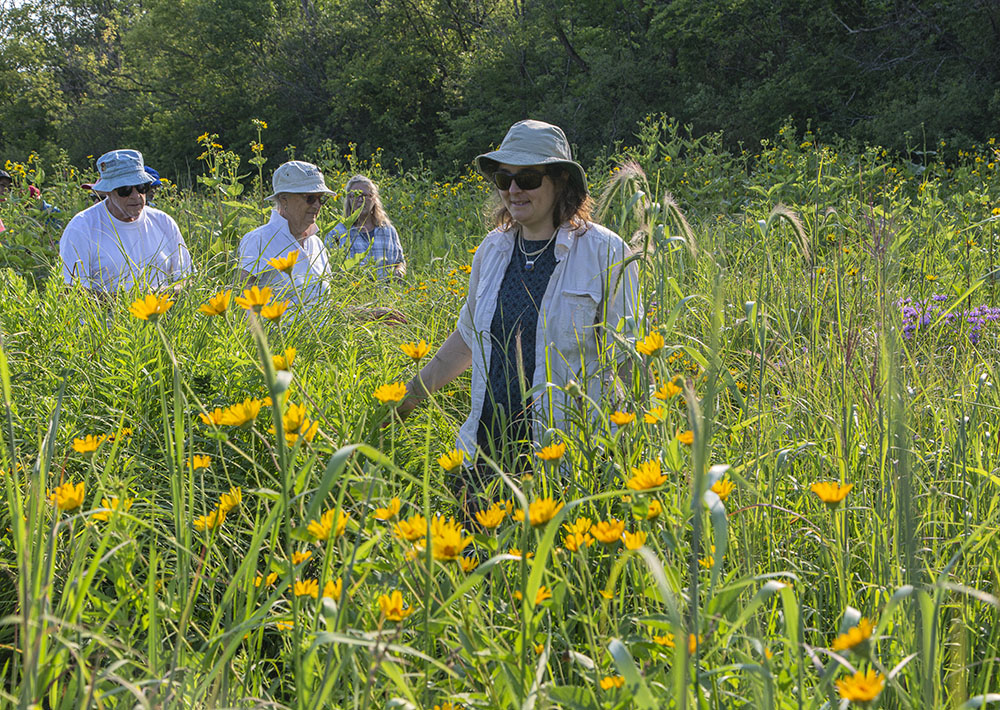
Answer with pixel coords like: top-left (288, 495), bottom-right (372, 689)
top-left (129, 293), bottom-right (174, 321)
top-left (378, 590), bottom-right (414, 621)
top-left (400, 339), bottom-right (430, 360)
top-left (688, 634), bottom-right (702, 654)
top-left (373, 382), bottom-right (407, 404)
top-left (643, 407), bottom-right (664, 424)
top-left (835, 669), bottom-right (885, 704)
top-left (260, 299), bottom-right (290, 322)
top-left (622, 530), bottom-right (647, 550)
top-left (711, 478), bottom-right (735, 502)
top-left (699, 545), bottom-right (716, 568)
top-left (563, 531), bottom-right (594, 552)
top-left (645, 500), bottom-right (663, 520)
top-left (199, 290), bottom-right (231, 316)
top-left (627, 459), bottom-right (666, 490)
top-left (811, 481), bottom-right (854, 505)
top-left (308, 509), bottom-right (349, 541)
top-left (323, 577), bottom-right (343, 601)
top-left (654, 379), bottom-right (684, 400)
top-left (217, 486), bottom-right (242, 514)
top-left (279, 402), bottom-right (319, 444)
top-left (925, 273), bottom-right (938, 282)
top-left (563, 516), bottom-right (592, 535)
top-left (72, 434), bottom-right (102, 454)
top-left (199, 408), bottom-right (225, 426)
top-left (437, 448), bottom-right (464, 472)
top-left (254, 571), bottom-right (278, 587)
top-left (535, 441), bottom-right (566, 462)
top-left (189, 455), bottom-right (211, 470)
top-left (609, 410), bottom-right (635, 426)
top-left (831, 618), bottom-right (874, 653)
top-left (235, 285), bottom-right (273, 312)
top-left (430, 515), bottom-right (472, 561)
top-left (394, 514), bottom-right (427, 542)
top-left (294, 578), bottom-right (319, 598)
top-left (528, 497), bottom-right (564, 526)
top-left (458, 556), bottom-right (478, 573)
top-left (676, 429), bottom-right (694, 445)
top-left (273, 347), bottom-right (296, 370)
top-left (600, 675), bottom-right (625, 690)
top-left (508, 547), bottom-right (533, 560)
top-left (219, 398), bottom-right (263, 427)
top-left (194, 508), bottom-right (226, 531)
top-left (475, 503), bottom-right (506, 529)
top-left (636, 332), bottom-right (665, 356)
top-left (50, 481), bottom-right (86, 512)
top-left (91, 495), bottom-right (133, 522)
top-left (291, 550), bottom-right (312, 565)
top-left (267, 249), bottom-right (299, 274)
top-left (591, 518), bottom-right (626, 544)
top-left (373, 498), bottom-right (401, 521)
top-left (653, 633), bottom-right (675, 648)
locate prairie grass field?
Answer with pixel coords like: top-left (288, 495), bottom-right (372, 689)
top-left (1, 116), bottom-right (999, 709)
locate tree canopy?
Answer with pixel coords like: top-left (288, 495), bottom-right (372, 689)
top-left (3, 0), bottom-right (999, 177)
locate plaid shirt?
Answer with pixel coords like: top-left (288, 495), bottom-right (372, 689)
top-left (328, 223), bottom-right (405, 280)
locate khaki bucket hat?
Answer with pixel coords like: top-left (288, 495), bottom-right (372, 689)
top-left (265, 160), bottom-right (335, 201)
top-left (475, 120), bottom-right (588, 195)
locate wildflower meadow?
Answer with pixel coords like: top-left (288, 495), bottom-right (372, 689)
top-left (1, 116), bottom-right (999, 708)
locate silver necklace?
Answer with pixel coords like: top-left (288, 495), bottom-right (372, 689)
top-left (517, 228), bottom-right (558, 271)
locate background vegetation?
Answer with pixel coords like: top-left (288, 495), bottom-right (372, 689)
top-left (0, 115), bottom-right (999, 707)
top-left (3, 0), bottom-right (1000, 176)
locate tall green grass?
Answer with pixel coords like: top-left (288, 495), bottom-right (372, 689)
top-left (0, 117), bottom-right (998, 708)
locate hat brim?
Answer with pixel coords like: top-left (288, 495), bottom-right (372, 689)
top-left (476, 151), bottom-right (588, 195)
top-left (91, 170), bottom-right (153, 193)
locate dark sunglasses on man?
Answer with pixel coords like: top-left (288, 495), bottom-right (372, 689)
top-left (491, 168), bottom-right (551, 191)
top-left (115, 183), bottom-right (153, 197)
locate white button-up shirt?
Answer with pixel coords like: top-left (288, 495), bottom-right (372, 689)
top-left (455, 221), bottom-right (640, 456)
top-left (238, 209), bottom-right (330, 306)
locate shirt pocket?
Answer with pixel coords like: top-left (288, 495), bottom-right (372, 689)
top-left (553, 285), bottom-right (603, 354)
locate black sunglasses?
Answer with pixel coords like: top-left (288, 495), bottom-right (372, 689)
top-left (295, 193), bottom-right (328, 205)
top-left (492, 168), bottom-right (549, 191)
top-left (115, 183), bottom-right (152, 197)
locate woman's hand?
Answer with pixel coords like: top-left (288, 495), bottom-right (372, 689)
top-left (395, 330), bottom-right (472, 421)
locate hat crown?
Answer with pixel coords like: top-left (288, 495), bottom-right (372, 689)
top-left (500, 120), bottom-right (572, 162)
top-left (91, 149), bottom-right (152, 192)
top-left (266, 160), bottom-right (334, 200)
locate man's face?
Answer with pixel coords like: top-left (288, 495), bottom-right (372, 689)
top-left (105, 183), bottom-right (149, 222)
top-left (0, 178), bottom-right (12, 197)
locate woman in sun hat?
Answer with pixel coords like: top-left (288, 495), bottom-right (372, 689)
top-left (398, 119), bottom-right (640, 496)
top-left (238, 160), bottom-right (336, 309)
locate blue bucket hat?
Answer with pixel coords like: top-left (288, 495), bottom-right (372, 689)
top-left (91, 150), bottom-right (153, 192)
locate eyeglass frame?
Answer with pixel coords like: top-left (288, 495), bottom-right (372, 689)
top-left (491, 167), bottom-right (552, 191)
top-left (115, 183), bottom-right (152, 198)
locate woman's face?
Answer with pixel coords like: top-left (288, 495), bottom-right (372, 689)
top-left (347, 183), bottom-right (374, 222)
top-left (496, 163), bottom-right (558, 234)
top-left (279, 192), bottom-right (326, 229)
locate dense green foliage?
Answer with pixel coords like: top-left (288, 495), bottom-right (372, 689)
top-left (0, 119), bottom-right (999, 707)
top-left (4, 0), bottom-right (1000, 175)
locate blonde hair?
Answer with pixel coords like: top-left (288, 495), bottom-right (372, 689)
top-left (343, 175), bottom-right (391, 228)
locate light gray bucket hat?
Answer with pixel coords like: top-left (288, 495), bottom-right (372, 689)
top-left (475, 120), bottom-right (588, 195)
top-left (91, 150), bottom-right (153, 192)
top-left (265, 160), bottom-right (335, 201)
